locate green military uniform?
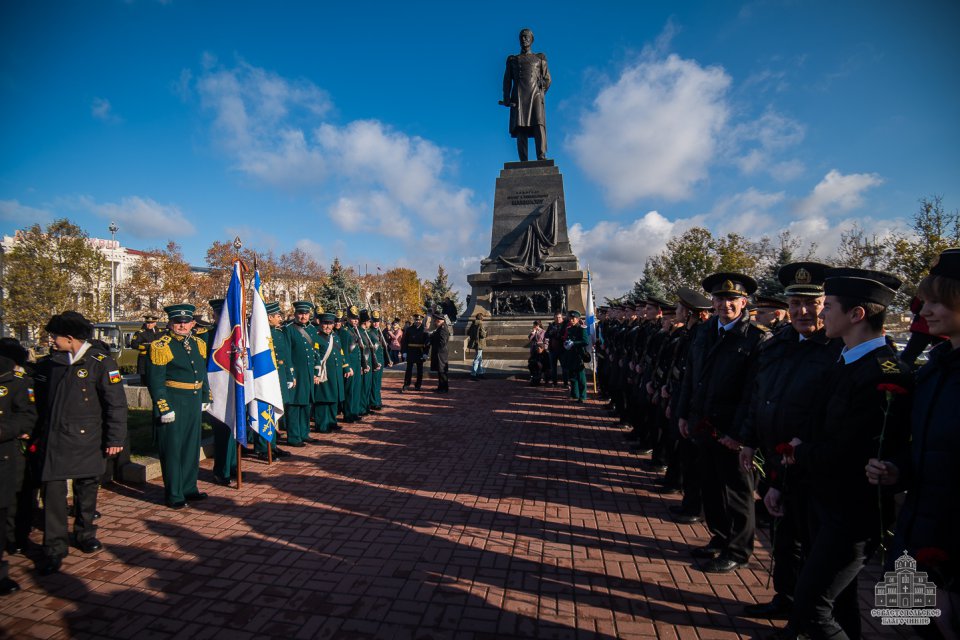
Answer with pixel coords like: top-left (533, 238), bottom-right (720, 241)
top-left (253, 301), bottom-right (291, 457)
top-left (338, 306), bottom-right (366, 422)
top-left (369, 311), bottom-right (390, 410)
top-left (562, 312), bottom-right (589, 402)
top-left (146, 304), bottom-right (210, 508)
top-left (357, 310), bottom-right (378, 416)
top-left (283, 301), bottom-right (318, 446)
top-left (201, 299), bottom-right (236, 483)
top-left (313, 312), bottom-right (348, 433)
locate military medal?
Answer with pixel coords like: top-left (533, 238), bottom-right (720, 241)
top-left (77, 369), bottom-right (89, 378)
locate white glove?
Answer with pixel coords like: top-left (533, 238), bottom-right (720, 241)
top-left (564, 339), bottom-right (574, 350)
top-left (286, 381), bottom-right (295, 389)
top-left (201, 403), bottom-right (211, 412)
top-left (160, 411), bottom-right (176, 423)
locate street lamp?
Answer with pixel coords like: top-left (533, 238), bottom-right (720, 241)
top-left (108, 222), bottom-right (119, 321)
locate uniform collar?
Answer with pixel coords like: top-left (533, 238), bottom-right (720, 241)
top-left (68, 341), bottom-right (92, 365)
top-left (839, 335), bottom-right (887, 365)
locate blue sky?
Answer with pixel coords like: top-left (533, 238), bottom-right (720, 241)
top-left (2, 1), bottom-right (958, 297)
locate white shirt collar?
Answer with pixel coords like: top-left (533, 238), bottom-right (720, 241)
top-left (68, 341), bottom-right (92, 365)
top-left (839, 336), bottom-right (887, 365)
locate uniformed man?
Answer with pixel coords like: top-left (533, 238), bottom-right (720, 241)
top-left (337, 307), bottom-right (366, 421)
top-left (357, 310), bottom-right (379, 415)
top-left (734, 263), bottom-right (841, 620)
top-left (369, 310), bottom-right (391, 410)
top-left (753, 294), bottom-right (790, 333)
top-left (202, 299), bottom-right (236, 484)
top-left (284, 301), bottom-right (319, 447)
top-left (313, 311), bottom-right (349, 433)
top-left (33, 311), bottom-right (126, 574)
top-left (401, 313), bottom-right (429, 392)
top-left (562, 310), bottom-right (589, 402)
top-left (676, 273), bottom-right (770, 573)
top-left (145, 304), bottom-right (209, 509)
top-left (0, 354), bottom-right (36, 592)
top-left (258, 302), bottom-right (292, 460)
top-left (429, 311), bottom-right (451, 393)
top-left (780, 268), bottom-right (911, 639)
top-left (130, 313), bottom-right (162, 386)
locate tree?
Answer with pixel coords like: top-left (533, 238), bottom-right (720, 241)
top-left (376, 268), bottom-right (423, 320)
top-left (641, 227), bottom-right (718, 294)
top-left (120, 242), bottom-right (205, 316)
top-left (835, 222), bottom-right (886, 269)
top-left (422, 264), bottom-right (461, 316)
top-left (631, 271), bottom-right (668, 302)
top-left (885, 195), bottom-right (960, 305)
top-left (316, 257), bottom-right (361, 312)
top-left (1, 219), bottom-right (110, 338)
top-left (278, 248), bottom-right (326, 305)
top-left (755, 230), bottom-right (817, 295)
top-left (714, 232), bottom-right (761, 276)
top-left (205, 240), bottom-right (286, 302)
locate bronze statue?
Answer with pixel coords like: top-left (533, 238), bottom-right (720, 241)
top-left (500, 28), bottom-right (551, 161)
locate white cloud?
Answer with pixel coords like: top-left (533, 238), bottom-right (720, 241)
top-left (710, 188), bottom-right (786, 235)
top-left (567, 53), bottom-right (731, 206)
top-left (91, 97), bottom-right (120, 122)
top-left (730, 108), bottom-right (805, 180)
top-left (71, 195), bottom-right (196, 238)
top-left (193, 58), bottom-right (481, 252)
top-left (794, 169), bottom-right (884, 217)
top-left (0, 199), bottom-right (52, 225)
top-left (568, 210), bottom-right (679, 297)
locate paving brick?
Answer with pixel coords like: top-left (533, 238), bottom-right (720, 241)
top-left (0, 379), bottom-right (909, 639)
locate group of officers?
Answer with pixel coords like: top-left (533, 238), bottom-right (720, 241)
top-left (593, 261), bottom-right (934, 639)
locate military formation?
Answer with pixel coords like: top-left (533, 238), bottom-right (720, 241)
top-left (592, 256), bottom-right (960, 639)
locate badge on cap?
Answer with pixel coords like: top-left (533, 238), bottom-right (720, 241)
top-left (722, 280), bottom-right (734, 291)
top-left (794, 268), bottom-right (811, 284)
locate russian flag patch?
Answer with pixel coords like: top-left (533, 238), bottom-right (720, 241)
top-left (109, 370), bottom-right (122, 384)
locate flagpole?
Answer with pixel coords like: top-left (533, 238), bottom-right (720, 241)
top-left (234, 238), bottom-right (244, 491)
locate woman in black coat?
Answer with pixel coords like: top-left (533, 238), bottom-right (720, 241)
top-left (868, 248), bottom-right (960, 636)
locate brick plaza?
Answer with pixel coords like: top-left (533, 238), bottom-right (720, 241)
top-left (1, 378), bottom-right (904, 639)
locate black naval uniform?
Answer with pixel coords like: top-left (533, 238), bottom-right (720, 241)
top-left (677, 311), bottom-right (769, 566)
top-left (131, 323), bottom-right (163, 386)
top-left (0, 357), bottom-right (36, 592)
top-left (788, 341), bottom-right (911, 639)
top-left (430, 322), bottom-right (451, 392)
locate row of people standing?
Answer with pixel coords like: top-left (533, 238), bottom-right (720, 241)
top-left (597, 256), bottom-right (959, 639)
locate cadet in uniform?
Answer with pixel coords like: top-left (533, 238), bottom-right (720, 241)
top-left (357, 310), bottom-right (378, 414)
top-left (753, 294), bottom-right (789, 333)
top-left (130, 313), bottom-right (162, 386)
top-left (562, 310), bottom-right (589, 402)
top-left (782, 268), bottom-right (911, 639)
top-left (734, 263), bottom-right (841, 619)
top-left (34, 311), bottom-right (126, 574)
top-left (284, 301), bottom-right (319, 447)
top-left (145, 304), bottom-right (209, 509)
top-left (401, 314), bottom-right (428, 392)
top-left (429, 311), bottom-right (451, 393)
top-left (313, 311), bottom-right (349, 434)
top-left (0, 354), bottom-right (36, 592)
top-left (369, 310), bottom-right (390, 409)
top-left (339, 306), bottom-right (367, 422)
top-left (677, 273), bottom-right (770, 573)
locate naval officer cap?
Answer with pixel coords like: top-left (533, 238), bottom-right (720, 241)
top-left (778, 262), bottom-right (831, 297)
top-left (164, 303), bottom-right (196, 322)
top-left (753, 294), bottom-right (789, 311)
top-left (824, 267), bottom-right (902, 307)
top-left (702, 272), bottom-right (758, 298)
top-left (676, 287), bottom-right (712, 312)
top-left (646, 295), bottom-right (676, 311)
top-left (930, 247), bottom-right (960, 281)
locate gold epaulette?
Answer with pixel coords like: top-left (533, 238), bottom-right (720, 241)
top-left (13, 371), bottom-right (24, 378)
top-left (150, 336), bottom-right (174, 366)
top-left (196, 336), bottom-right (207, 359)
top-left (194, 327), bottom-right (209, 335)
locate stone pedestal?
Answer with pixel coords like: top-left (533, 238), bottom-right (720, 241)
top-left (456, 160), bottom-right (586, 361)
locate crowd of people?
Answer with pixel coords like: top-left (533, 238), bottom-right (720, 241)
top-left (0, 300), bottom-right (456, 588)
top-left (1, 253), bottom-right (957, 639)
top-left (591, 254), bottom-right (959, 638)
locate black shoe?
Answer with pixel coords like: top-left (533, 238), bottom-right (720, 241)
top-left (631, 447), bottom-right (653, 455)
top-left (304, 437), bottom-right (319, 444)
top-left (92, 510), bottom-right (101, 521)
top-left (0, 577), bottom-right (19, 596)
top-left (399, 386), bottom-right (407, 393)
top-left (5, 544), bottom-right (23, 555)
top-left (370, 405), bottom-right (382, 411)
top-left (668, 505), bottom-right (687, 514)
top-left (211, 473), bottom-right (232, 485)
top-left (644, 463), bottom-right (668, 473)
top-left (702, 556), bottom-right (747, 573)
top-left (414, 386), bottom-right (421, 391)
top-left (433, 388), bottom-right (444, 393)
top-left (742, 595), bottom-right (793, 619)
top-left (332, 424), bottom-right (343, 431)
top-left (38, 557), bottom-right (62, 576)
top-left (287, 441), bottom-right (306, 448)
top-left (273, 447), bottom-right (290, 458)
top-left (659, 486), bottom-right (682, 495)
top-left (78, 538), bottom-right (103, 554)
top-left (167, 501), bottom-right (188, 510)
top-left (256, 452), bottom-right (272, 461)
top-left (675, 514), bottom-right (703, 524)
top-left (691, 544), bottom-right (722, 559)
top-left (185, 492), bottom-right (208, 502)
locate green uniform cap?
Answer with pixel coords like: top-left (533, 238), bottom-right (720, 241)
top-left (165, 303), bottom-right (196, 321)
top-left (293, 300), bottom-right (315, 313)
top-left (264, 301), bottom-right (282, 315)
top-left (318, 312), bottom-right (336, 323)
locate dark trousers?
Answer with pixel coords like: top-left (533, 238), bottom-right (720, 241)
top-left (0, 506), bottom-right (8, 581)
top-left (697, 439), bottom-right (755, 561)
top-left (789, 503), bottom-right (867, 639)
top-left (436, 368), bottom-right (449, 392)
top-left (772, 489), bottom-right (805, 601)
top-left (547, 350), bottom-right (564, 384)
top-left (43, 477), bottom-right (99, 559)
top-left (516, 124), bottom-right (547, 161)
top-left (678, 437), bottom-right (702, 515)
top-left (404, 359), bottom-right (424, 388)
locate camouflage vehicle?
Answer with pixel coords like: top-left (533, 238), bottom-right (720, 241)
top-left (93, 321), bottom-right (143, 373)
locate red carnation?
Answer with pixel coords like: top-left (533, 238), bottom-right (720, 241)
top-left (775, 443), bottom-right (794, 456)
top-left (27, 442), bottom-right (37, 454)
top-left (915, 547), bottom-right (950, 567)
top-left (877, 383), bottom-right (908, 395)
